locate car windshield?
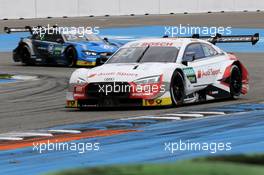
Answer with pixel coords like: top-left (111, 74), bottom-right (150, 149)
top-left (64, 33), bottom-right (102, 42)
top-left (107, 46), bottom-right (179, 63)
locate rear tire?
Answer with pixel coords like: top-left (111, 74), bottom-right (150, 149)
top-left (65, 47), bottom-right (77, 67)
top-left (230, 65), bottom-right (242, 98)
top-left (198, 89), bottom-right (207, 102)
top-left (170, 71), bottom-right (185, 106)
top-left (20, 46), bottom-right (34, 66)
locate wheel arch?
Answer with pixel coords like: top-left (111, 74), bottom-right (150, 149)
top-left (16, 42), bottom-right (30, 53)
top-left (18, 39), bottom-right (35, 56)
top-left (170, 68), bottom-right (185, 86)
top-left (232, 61), bottom-right (242, 72)
top-left (232, 60), bottom-right (249, 94)
top-left (64, 45), bottom-right (79, 58)
top-left (13, 42), bottom-right (32, 61)
top-left (169, 68), bottom-right (185, 106)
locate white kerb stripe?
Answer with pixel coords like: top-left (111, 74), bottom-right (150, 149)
top-left (189, 111), bottom-right (225, 115)
top-left (165, 113), bottom-right (204, 118)
top-left (0, 137), bottom-right (23, 141)
top-left (3, 132), bottom-right (53, 137)
top-left (122, 116), bottom-right (181, 120)
top-left (48, 130), bottom-right (81, 134)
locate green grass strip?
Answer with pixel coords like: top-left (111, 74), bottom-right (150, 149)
top-left (47, 155), bottom-right (264, 175)
top-left (0, 74), bottom-right (13, 79)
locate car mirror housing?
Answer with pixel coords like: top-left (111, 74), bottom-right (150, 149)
top-left (184, 52), bottom-right (195, 61)
top-left (182, 52), bottom-right (195, 66)
top-left (56, 38), bottom-right (64, 44)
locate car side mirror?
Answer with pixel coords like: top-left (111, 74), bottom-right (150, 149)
top-left (182, 52), bottom-right (195, 66)
top-left (103, 37), bottom-right (109, 42)
top-left (56, 38), bottom-right (64, 44)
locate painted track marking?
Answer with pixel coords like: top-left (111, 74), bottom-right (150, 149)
top-left (48, 129), bottom-right (81, 134)
top-left (165, 113), bottom-right (204, 118)
top-left (1, 132), bottom-right (53, 137)
top-left (0, 137), bottom-right (23, 141)
top-left (122, 116), bottom-right (182, 120)
top-left (0, 129), bottom-right (140, 151)
top-left (189, 111), bottom-right (226, 115)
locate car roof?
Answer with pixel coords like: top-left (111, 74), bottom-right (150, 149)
top-left (123, 38), bottom-right (207, 48)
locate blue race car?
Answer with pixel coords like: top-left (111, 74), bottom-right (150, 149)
top-left (4, 26), bottom-right (120, 67)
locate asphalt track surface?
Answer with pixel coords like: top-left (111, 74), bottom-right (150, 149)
top-left (0, 12), bottom-right (264, 133)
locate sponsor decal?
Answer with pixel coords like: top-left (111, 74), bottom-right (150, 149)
top-left (37, 46), bottom-right (46, 50)
top-left (183, 67), bottom-right (197, 83)
top-left (143, 97), bottom-right (172, 106)
top-left (97, 72), bottom-right (115, 76)
top-left (47, 44), bottom-right (54, 54)
top-left (88, 72), bottom-right (138, 77)
top-left (141, 42), bottom-right (174, 47)
top-left (67, 100), bottom-right (78, 108)
top-left (116, 72), bottom-right (138, 77)
top-left (47, 44), bottom-right (63, 56)
top-left (197, 68), bottom-right (222, 79)
top-left (76, 61), bottom-right (96, 66)
top-left (53, 46), bottom-right (63, 56)
top-left (148, 99), bottom-right (155, 105)
top-left (156, 99), bottom-right (162, 104)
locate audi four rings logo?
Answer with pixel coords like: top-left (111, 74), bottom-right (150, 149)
top-left (104, 78), bottom-right (115, 81)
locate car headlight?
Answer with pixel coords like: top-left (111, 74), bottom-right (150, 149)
top-left (76, 77), bottom-right (87, 84)
top-left (133, 75), bottom-right (161, 84)
top-left (84, 51), bottom-right (97, 56)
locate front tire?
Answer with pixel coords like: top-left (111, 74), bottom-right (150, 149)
top-left (65, 47), bottom-right (77, 67)
top-left (230, 65), bottom-right (242, 98)
top-left (170, 71), bottom-right (185, 106)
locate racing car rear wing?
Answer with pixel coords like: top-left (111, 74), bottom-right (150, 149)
top-left (4, 26), bottom-right (33, 34)
top-left (4, 25), bottom-right (58, 35)
top-left (192, 33), bottom-right (259, 45)
top-left (164, 33), bottom-right (259, 45)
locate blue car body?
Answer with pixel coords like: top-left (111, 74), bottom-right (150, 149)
top-left (12, 30), bottom-right (120, 67)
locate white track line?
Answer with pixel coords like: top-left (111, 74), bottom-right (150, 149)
top-left (0, 137), bottom-right (23, 141)
top-left (48, 129), bottom-right (81, 134)
top-left (12, 75), bottom-right (38, 81)
top-left (122, 116), bottom-right (181, 120)
top-left (165, 113), bottom-right (204, 118)
top-left (189, 111), bottom-right (225, 115)
top-left (2, 132), bottom-right (53, 137)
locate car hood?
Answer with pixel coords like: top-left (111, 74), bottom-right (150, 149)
top-left (67, 41), bottom-right (118, 53)
top-left (84, 62), bottom-right (179, 82)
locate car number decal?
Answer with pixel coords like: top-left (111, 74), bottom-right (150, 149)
top-left (183, 67), bottom-right (197, 84)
